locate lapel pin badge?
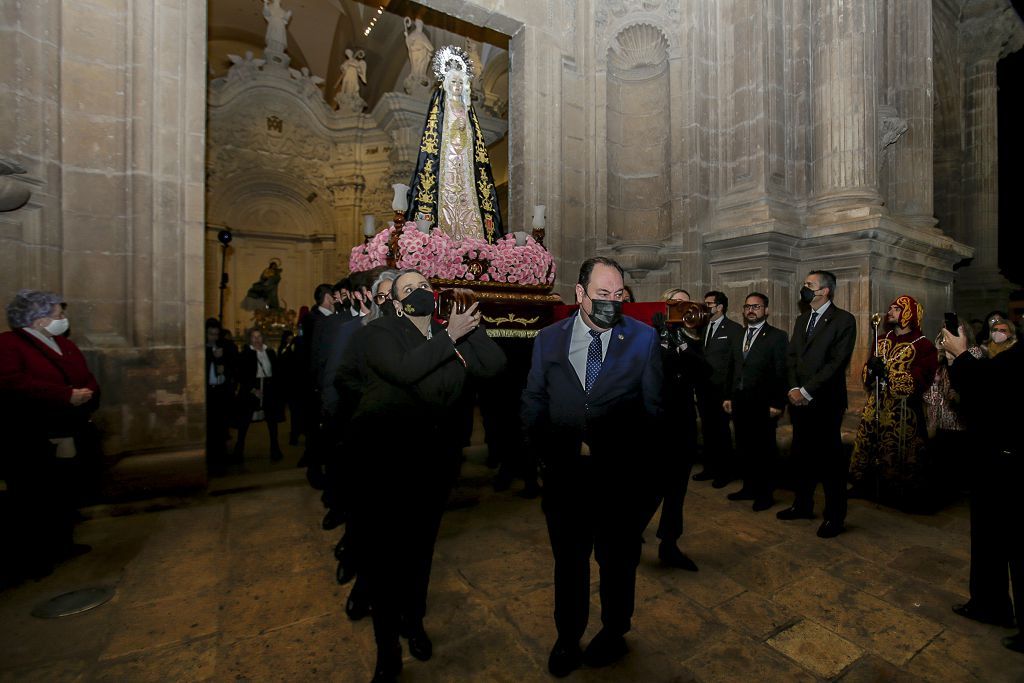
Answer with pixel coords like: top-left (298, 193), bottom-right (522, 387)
top-left (617, 334), bottom-right (624, 340)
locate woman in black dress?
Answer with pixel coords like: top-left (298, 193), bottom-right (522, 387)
top-left (350, 269), bottom-right (505, 683)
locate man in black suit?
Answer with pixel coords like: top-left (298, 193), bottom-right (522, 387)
top-left (778, 270), bottom-right (856, 538)
top-left (522, 257), bottom-right (663, 677)
top-left (722, 293), bottom-right (788, 511)
top-left (693, 290), bottom-right (743, 487)
top-left (295, 283), bottom-right (335, 482)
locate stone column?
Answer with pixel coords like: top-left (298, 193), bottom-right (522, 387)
top-left (809, 0), bottom-right (882, 214)
top-left (884, 0), bottom-right (935, 227)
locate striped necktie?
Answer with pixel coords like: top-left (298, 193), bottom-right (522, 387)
top-left (806, 311), bottom-right (819, 339)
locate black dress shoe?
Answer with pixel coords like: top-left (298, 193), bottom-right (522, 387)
top-left (405, 628), bottom-right (432, 661)
top-left (334, 535), bottom-right (347, 561)
top-left (322, 510), bottom-right (346, 531)
top-left (727, 488), bottom-right (756, 501)
top-left (776, 506), bottom-right (814, 521)
top-left (583, 629), bottom-right (628, 668)
top-left (816, 521), bottom-right (845, 538)
top-left (752, 498), bottom-right (775, 512)
top-left (658, 543), bottom-right (699, 571)
top-left (369, 642), bottom-right (402, 683)
top-left (1003, 633), bottom-right (1024, 654)
top-left (55, 543), bottom-right (92, 562)
top-left (692, 470), bottom-right (715, 481)
top-left (547, 640), bottom-right (582, 678)
top-left (518, 479), bottom-right (541, 499)
top-left (952, 602), bottom-right (1015, 628)
top-left (345, 593), bottom-right (371, 621)
top-left (711, 476), bottom-right (735, 489)
top-left (336, 562), bottom-right (355, 585)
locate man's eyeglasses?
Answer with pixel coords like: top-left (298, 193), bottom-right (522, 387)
top-left (742, 304), bottom-right (764, 310)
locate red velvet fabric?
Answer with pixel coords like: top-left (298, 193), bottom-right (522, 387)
top-left (0, 330), bottom-right (100, 433)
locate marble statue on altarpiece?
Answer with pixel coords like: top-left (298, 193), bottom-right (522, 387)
top-left (334, 49), bottom-right (367, 113)
top-left (262, 0), bottom-right (292, 63)
top-left (403, 18), bottom-right (434, 91)
top-left (404, 45), bottom-right (505, 243)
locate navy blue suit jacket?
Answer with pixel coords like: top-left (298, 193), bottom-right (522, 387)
top-left (521, 313), bottom-right (663, 471)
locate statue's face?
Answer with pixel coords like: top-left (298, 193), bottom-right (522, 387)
top-left (450, 77), bottom-right (463, 97)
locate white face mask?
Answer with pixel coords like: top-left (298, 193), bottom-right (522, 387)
top-left (43, 317), bottom-right (69, 336)
top-left (990, 331), bottom-right (1008, 344)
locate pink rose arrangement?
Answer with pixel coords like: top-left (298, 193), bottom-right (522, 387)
top-left (349, 223), bottom-right (556, 286)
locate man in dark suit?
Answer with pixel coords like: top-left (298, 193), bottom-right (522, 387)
top-left (693, 290), bottom-right (743, 487)
top-left (778, 270), bottom-right (856, 538)
top-left (722, 293), bottom-right (788, 511)
top-left (522, 257), bottom-right (663, 677)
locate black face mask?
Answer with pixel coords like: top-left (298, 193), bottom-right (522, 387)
top-left (333, 300), bottom-right (349, 314)
top-left (799, 286), bottom-right (816, 304)
top-left (400, 288), bottom-right (436, 317)
top-left (585, 295), bottom-right (622, 329)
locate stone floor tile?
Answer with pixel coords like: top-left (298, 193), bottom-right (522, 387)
top-left (724, 547), bottom-right (815, 594)
top-left (455, 548), bottom-right (551, 600)
top-left (766, 618), bottom-right (863, 678)
top-left (712, 590), bottom-right (797, 640)
top-left (772, 569), bottom-right (943, 666)
top-left (823, 555), bottom-right (907, 598)
top-left (117, 551), bottom-right (228, 604)
top-left (93, 634), bottom-right (218, 682)
top-left (635, 589), bottom-right (725, 662)
top-left (906, 628), bottom-right (1024, 682)
top-left (837, 653), bottom-right (924, 682)
top-left (0, 658), bottom-right (90, 683)
top-left (101, 592), bottom-right (221, 660)
top-left (217, 613), bottom-right (373, 681)
top-left (879, 577), bottom-right (974, 635)
top-left (887, 544), bottom-right (969, 586)
top-left (218, 570), bottom-right (342, 642)
top-left (680, 628), bottom-right (819, 682)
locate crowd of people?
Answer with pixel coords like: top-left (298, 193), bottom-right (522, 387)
top-left (2, 261), bottom-right (1021, 677)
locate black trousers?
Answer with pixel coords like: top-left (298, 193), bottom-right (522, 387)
top-left (789, 401), bottom-right (847, 523)
top-left (967, 452), bottom-right (1023, 621)
top-left (645, 423), bottom-right (696, 545)
top-left (697, 388), bottom-right (733, 476)
top-left (733, 398), bottom-right (778, 500)
top-left (542, 459), bottom-right (647, 643)
top-left (354, 451), bottom-right (459, 649)
top-left (5, 440), bottom-right (76, 573)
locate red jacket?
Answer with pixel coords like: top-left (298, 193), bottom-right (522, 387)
top-left (0, 329), bottom-right (100, 436)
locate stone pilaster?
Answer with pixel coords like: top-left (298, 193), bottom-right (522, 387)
top-left (956, 3), bottom-right (1024, 317)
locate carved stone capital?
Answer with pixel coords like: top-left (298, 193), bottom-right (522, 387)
top-left (960, 0), bottom-right (1024, 64)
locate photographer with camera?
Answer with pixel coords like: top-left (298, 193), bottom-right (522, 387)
top-left (646, 288), bottom-right (706, 571)
top-left (942, 324), bottom-right (1023, 654)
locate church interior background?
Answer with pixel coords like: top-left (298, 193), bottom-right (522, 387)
top-left (3, 0), bottom-right (1024, 679)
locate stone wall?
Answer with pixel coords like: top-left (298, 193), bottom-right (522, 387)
top-left (2, 0), bottom-right (1022, 468)
top-left (1, 0), bottom-right (207, 460)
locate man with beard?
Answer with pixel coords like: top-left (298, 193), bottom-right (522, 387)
top-left (722, 293), bottom-right (788, 511)
top-left (849, 295), bottom-right (937, 508)
top-left (522, 256), bottom-right (663, 677)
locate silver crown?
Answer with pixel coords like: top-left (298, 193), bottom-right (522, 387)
top-left (431, 45), bottom-right (473, 82)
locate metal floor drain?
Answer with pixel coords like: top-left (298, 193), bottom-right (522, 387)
top-left (31, 586), bottom-right (115, 618)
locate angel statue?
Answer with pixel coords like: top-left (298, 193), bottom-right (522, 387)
top-left (404, 45), bottom-right (504, 243)
top-left (241, 259), bottom-right (284, 311)
top-left (334, 49), bottom-right (367, 113)
top-left (262, 0), bottom-right (292, 61)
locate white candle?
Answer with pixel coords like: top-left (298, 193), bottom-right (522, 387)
top-left (362, 214), bottom-right (376, 236)
top-left (532, 204), bottom-right (546, 229)
top-left (514, 231), bottom-right (528, 246)
top-left (392, 184), bottom-right (410, 212)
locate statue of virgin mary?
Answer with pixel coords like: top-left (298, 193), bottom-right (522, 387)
top-left (405, 46), bottom-right (504, 243)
